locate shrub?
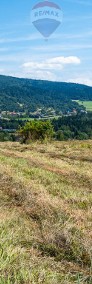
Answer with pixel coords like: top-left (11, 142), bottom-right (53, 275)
top-left (19, 120), bottom-right (54, 143)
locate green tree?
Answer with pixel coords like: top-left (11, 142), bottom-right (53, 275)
top-left (56, 130), bottom-right (65, 141)
top-left (19, 120), bottom-right (54, 143)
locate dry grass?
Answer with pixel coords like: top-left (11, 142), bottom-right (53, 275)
top-left (0, 140), bottom-right (92, 283)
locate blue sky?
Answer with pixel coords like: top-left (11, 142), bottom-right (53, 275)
top-left (0, 0), bottom-right (92, 85)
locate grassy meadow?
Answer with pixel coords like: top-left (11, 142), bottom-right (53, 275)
top-left (74, 100), bottom-right (92, 111)
top-left (0, 140), bottom-right (92, 283)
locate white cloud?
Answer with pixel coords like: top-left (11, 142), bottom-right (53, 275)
top-left (0, 68), bottom-right (5, 74)
top-left (24, 70), bottom-right (57, 81)
top-left (20, 56), bottom-right (81, 81)
top-left (67, 77), bottom-right (92, 86)
top-left (48, 56), bottom-right (80, 64)
top-left (5, 69), bottom-right (57, 81)
top-left (23, 56), bottom-right (80, 71)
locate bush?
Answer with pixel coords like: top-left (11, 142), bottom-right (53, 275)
top-left (19, 120), bottom-right (54, 143)
top-left (0, 131), bottom-right (13, 142)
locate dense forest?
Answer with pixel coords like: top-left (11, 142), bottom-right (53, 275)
top-left (0, 75), bottom-right (92, 113)
top-left (52, 112), bottom-right (92, 140)
top-left (0, 118), bottom-right (24, 130)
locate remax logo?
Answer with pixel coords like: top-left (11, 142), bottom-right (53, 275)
top-left (31, 1), bottom-right (63, 39)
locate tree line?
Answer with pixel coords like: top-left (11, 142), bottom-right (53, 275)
top-left (0, 112), bottom-right (92, 142)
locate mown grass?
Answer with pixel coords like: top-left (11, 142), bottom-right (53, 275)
top-left (0, 140), bottom-right (92, 283)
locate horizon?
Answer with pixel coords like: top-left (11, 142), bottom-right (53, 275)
top-left (0, 73), bottom-right (92, 88)
top-left (0, 0), bottom-right (92, 86)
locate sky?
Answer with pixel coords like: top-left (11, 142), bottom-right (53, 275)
top-left (0, 0), bottom-right (92, 85)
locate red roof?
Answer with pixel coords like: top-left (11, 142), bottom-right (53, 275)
top-left (32, 1), bottom-right (61, 10)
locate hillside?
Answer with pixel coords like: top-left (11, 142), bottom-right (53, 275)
top-left (0, 75), bottom-right (92, 113)
top-left (0, 140), bottom-right (92, 283)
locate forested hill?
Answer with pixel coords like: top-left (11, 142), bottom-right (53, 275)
top-left (0, 75), bottom-right (92, 112)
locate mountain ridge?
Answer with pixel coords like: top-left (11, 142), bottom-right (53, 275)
top-left (0, 75), bottom-right (92, 113)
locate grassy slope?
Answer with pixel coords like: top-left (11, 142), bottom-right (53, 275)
top-left (0, 141), bottom-right (92, 284)
top-left (74, 100), bottom-right (92, 111)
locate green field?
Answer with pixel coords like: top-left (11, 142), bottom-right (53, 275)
top-left (0, 140), bottom-right (92, 283)
top-left (75, 100), bottom-right (92, 111)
